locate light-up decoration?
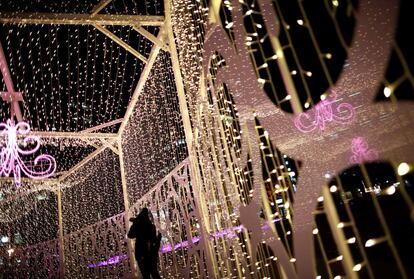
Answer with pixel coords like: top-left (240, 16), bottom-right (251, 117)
top-left (88, 255), bottom-right (128, 268)
top-left (350, 137), bottom-right (378, 164)
top-left (89, 217), bottom-right (285, 268)
top-left (397, 162), bottom-right (410, 176)
top-left (0, 120), bottom-right (56, 186)
top-left (294, 91), bottom-right (355, 133)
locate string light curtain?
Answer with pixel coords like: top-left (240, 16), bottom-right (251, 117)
top-left (122, 50), bottom-right (188, 204)
top-left (61, 149), bottom-right (123, 234)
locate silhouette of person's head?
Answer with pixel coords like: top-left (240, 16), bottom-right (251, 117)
top-left (138, 207), bottom-right (149, 219)
top-left (130, 207), bottom-right (151, 223)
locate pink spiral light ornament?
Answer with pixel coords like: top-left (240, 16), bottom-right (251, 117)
top-left (0, 119), bottom-right (56, 186)
top-left (350, 137), bottom-right (379, 164)
top-left (294, 90), bottom-right (355, 133)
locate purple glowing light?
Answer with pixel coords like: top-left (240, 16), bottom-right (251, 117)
top-left (350, 137), bottom-right (378, 164)
top-left (0, 120), bottom-right (56, 186)
top-left (88, 254), bottom-right (128, 268)
top-left (294, 91), bottom-right (355, 133)
top-left (160, 236), bottom-right (202, 253)
top-left (89, 218), bottom-right (283, 268)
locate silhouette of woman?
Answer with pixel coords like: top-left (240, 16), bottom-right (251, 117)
top-left (128, 207), bottom-right (161, 279)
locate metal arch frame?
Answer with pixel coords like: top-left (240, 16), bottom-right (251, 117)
top-left (57, 27), bottom-right (166, 183)
top-left (0, 11), bottom-right (167, 62)
top-left (0, 0), bottom-right (170, 183)
top-left (0, 0), bottom-right (177, 196)
top-left (0, 1), bottom-right (171, 276)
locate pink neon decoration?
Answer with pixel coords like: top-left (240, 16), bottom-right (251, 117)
top-left (0, 120), bottom-right (56, 186)
top-left (294, 91), bottom-right (355, 133)
top-left (350, 137), bottom-right (378, 164)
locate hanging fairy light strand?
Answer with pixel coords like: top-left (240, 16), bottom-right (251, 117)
top-left (0, 22), bottom-right (147, 133)
top-left (122, 51), bottom-right (188, 203)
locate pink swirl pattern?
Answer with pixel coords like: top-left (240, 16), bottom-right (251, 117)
top-left (294, 91), bottom-right (355, 133)
top-left (0, 119), bottom-right (56, 186)
top-left (350, 137), bottom-right (379, 164)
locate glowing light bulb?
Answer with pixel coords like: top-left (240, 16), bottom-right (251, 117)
top-left (353, 264), bottom-right (362, 271)
top-left (347, 237), bottom-right (356, 244)
top-left (383, 86), bottom-right (392, 98)
top-left (385, 185), bottom-right (396, 195)
top-left (1, 236), bottom-right (9, 243)
top-left (225, 22), bottom-right (234, 29)
top-left (7, 248), bottom-right (14, 256)
top-left (397, 162), bottom-right (410, 176)
top-left (365, 239), bottom-right (377, 247)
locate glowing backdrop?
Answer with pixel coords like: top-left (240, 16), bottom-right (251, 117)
top-left (0, 0), bottom-right (414, 278)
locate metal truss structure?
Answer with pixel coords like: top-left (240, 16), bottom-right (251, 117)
top-left (0, 0), bottom-right (188, 185)
top-left (0, 2), bottom-right (196, 277)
